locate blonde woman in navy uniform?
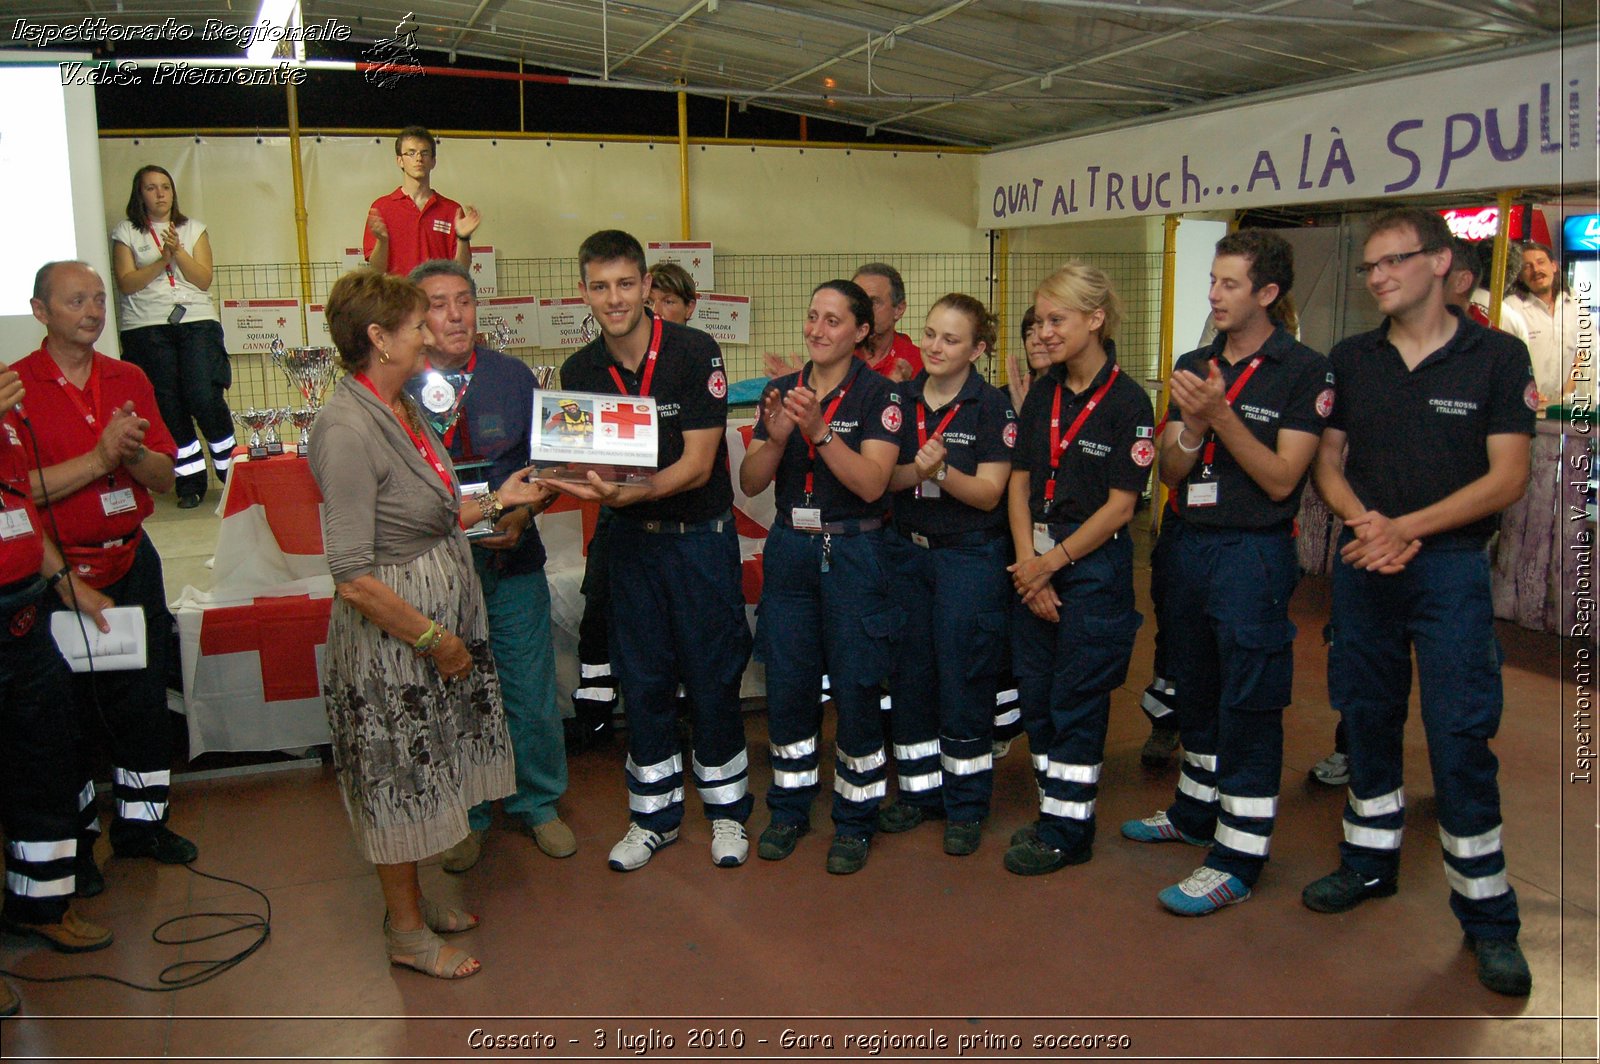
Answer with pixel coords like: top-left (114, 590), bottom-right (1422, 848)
top-left (740, 279), bottom-right (904, 876)
top-left (875, 294), bottom-right (1016, 856)
top-left (1004, 262), bottom-right (1153, 876)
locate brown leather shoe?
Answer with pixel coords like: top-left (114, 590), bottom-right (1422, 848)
top-left (3, 908), bottom-right (113, 953)
top-left (440, 829), bottom-right (485, 874)
top-left (531, 818), bottom-right (577, 858)
top-left (0, 977), bottom-right (19, 1018)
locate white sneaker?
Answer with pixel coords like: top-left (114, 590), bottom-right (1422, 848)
top-left (607, 823), bottom-right (678, 871)
top-left (1310, 751), bottom-right (1351, 786)
top-left (710, 820), bottom-right (749, 867)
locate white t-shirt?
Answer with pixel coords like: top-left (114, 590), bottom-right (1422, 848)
top-left (109, 217), bottom-right (219, 329)
top-left (1507, 290), bottom-right (1592, 402)
top-left (1469, 287), bottom-right (1531, 344)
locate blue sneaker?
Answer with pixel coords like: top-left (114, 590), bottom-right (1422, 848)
top-left (1121, 810), bottom-right (1210, 846)
top-left (1158, 866), bottom-right (1251, 916)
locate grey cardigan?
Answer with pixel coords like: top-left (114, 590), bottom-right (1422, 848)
top-left (308, 374), bottom-right (464, 584)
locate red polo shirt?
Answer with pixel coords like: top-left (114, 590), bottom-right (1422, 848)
top-left (860, 331), bottom-right (924, 379)
top-left (0, 416), bottom-right (44, 586)
top-left (364, 186), bottom-right (463, 277)
top-left (14, 344), bottom-right (176, 586)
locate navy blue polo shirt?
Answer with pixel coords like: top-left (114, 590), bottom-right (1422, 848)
top-left (559, 316), bottom-right (733, 524)
top-left (755, 357), bottom-right (903, 524)
top-left (1172, 327), bottom-right (1332, 530)
top-left (405, 345), bottom-right (547, 573)
top-left (1328, 308), bottom-right (1535, 547)
top-left (892, 369), bottom-right (1016, 537)
top-left (1012, 346), bottom-right (1155, 525)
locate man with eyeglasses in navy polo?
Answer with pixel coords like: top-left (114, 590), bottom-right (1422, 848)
top-left (1301, 207), bottom-right (1536, 997)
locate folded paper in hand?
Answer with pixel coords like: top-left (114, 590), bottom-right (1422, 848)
top-left (49, 606), bottom-right (147, 673)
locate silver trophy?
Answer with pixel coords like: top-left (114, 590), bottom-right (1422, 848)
top-left (270, 342), bottom-right (339, 408)
top-left (289, 408), bottom-right (318, 457)
top-left (532, 364), bottom-right (556, 389)
top-left (476, 314), bottom-right (514, 352)
top-left (234, 408), bottom-right (276, 460)
top-left (269, 340), bottom-right (339, 452)
top-left (263, 407), bottom-right (287, 456)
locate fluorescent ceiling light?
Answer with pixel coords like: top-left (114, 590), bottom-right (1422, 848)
top-left (247, 0), bottom-right (301, 62)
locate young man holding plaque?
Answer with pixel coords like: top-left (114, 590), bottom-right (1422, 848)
top-left (405, 259), bottom-right (573, 871)
top-left (552, 230), bottom-right (753, 872)
top-left (15, 261), bottom-right (195, 894)
top-left (363, 127), bottom-right (481, 277)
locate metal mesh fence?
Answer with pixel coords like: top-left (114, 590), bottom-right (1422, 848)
top-left (211, 248), bottom-right (1164, 412)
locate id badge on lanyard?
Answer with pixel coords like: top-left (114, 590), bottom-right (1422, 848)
top-left (101, 486), bottom-right (137, 516)
top-left (1187, 355), bottom-right (1261, 511)
top-left (1032, 522), bottom-right (1054, 556)
top-left (0, 507), bottom-right (33, 541)
top-left (791, 507), bottom-right (823, 531)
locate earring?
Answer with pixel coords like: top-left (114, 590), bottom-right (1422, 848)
top-left (378, 346), bottom-right (391, 365)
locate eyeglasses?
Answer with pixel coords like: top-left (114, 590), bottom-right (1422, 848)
top-left (399, 149), bottom-right (434, 160)
top-left (1354, 247), bottom-right (1440, 277)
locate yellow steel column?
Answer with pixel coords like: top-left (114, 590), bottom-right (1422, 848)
top-left (677, 90), bottom-right (692, 240)
top-left (1489, 189), bottom-right (1520, 328)
top-left (995, 229), bottom-right (1010, 385)
top-left (286, 78), bottom-right (312, 336)
top-left (1152, 214), bottom-right (1180, 531)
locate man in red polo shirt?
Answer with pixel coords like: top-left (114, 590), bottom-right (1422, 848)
top-left (363, 125), bottom-right (482, 276)
top-left (853, 262), bottom-right (922, 382)
top-left (16, 261), bottom-right (197, 892)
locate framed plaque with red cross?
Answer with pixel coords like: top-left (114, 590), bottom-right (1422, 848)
top-left (530, 389), bottom-right (657, 484)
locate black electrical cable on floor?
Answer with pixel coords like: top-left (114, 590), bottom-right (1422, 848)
top-left (0, 863), bottom-right (272, 992)
top-left (6, 414), bottom-right (273, 993)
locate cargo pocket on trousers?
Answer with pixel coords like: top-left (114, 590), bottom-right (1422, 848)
top-left (859, 606), bottom-right (908, 686)
top-left (1057, 610), bottom-right (1143, 693)
top-left (1225, 618), bottom-right (1298, 711)
top-left (965, 610), bottom-right (1009, 681)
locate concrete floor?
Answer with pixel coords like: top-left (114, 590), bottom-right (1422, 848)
top-left (0, 488), bottom-right (1594, 1062)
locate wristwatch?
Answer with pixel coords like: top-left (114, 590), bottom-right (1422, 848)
top-left (934, 464), bottom-right (948, 482)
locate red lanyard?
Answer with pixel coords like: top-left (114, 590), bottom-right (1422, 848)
top-left (1199, 355), bottom-right (1263, 470)
top-left (356, 374), bottom-right (454, 495)
top-left (148, 224), bottom-right (177, 288)
top-left (916, 400), bottom-right (962, 448)
top-left (54, 363), bottom-right (102, 430)
top-left (431, 351), bottom-right (477, 449)
top-left (606, 316), bottom-right (664, 398)
top-left (1044, 365), bottom-right (1120, 502)
top-left (802, 364), bottom-right (851, 503)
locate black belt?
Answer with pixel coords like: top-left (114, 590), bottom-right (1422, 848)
top-left (896, 525), bottom-right (1006, 550)
top-left (625, 511), bottom-right (732, 535)
top-left (781, 516), bottom-right (885, 535)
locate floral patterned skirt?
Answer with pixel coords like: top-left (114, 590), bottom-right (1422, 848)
top-left (322, 535), bottom-right (514, 865)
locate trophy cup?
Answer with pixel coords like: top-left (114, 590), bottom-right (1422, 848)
top-left (289, 408), bottom-right (317, 457)
top-left (263, 407), bottom-right (287, 456)
top-left (269, 341), bottom-right (339, 455)
top-left (476, 314), bottom-right (514, 352)
top-left (271, 343), bottom-right (338, 409)
top-left (531, 365), bottom-right (556, 390)
top-left (234, 408), bottom-right (275, 461)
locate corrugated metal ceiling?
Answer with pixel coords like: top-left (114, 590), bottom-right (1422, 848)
top-left (3, 1), bottom-right (1590, 147)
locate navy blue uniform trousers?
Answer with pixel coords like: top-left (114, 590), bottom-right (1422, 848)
top-left (760, 524), bottom-right (904, 837)
top-left (884, 531), bottom-right (1010, 823)
top-left (609, 517), bottom-right (753, 833)
top-left (1011, 527), bottom-right (1141, 854)
top-left (1330, 539), bottom-right (1520, 940)
top-left (1162, 525), bottom-right (1299, 886)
